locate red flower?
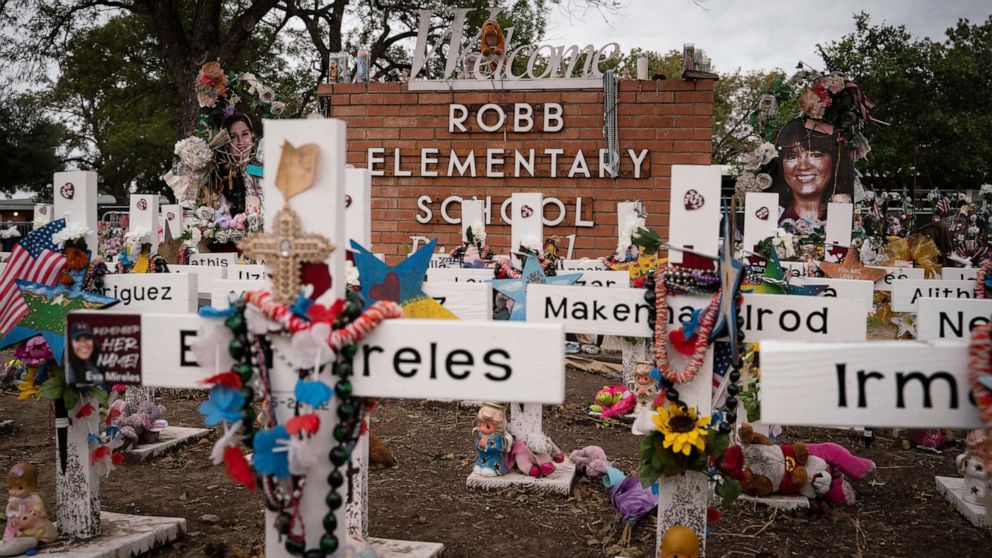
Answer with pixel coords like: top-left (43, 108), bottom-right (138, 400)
top-left (224, 446), bottom-right (256, 489)
top-left (720, 446), bottom-right (745, 482)
top-left (668, 328), bottom-right (696, 356)
top-left (111, 452), bottom-right (125, 465)
top-left (307, 299), bottom-right (345, 324)
top-left (75, 403), bottom-right (95, 419)
top-left (707, 507), bottom-right (721, 523)
top-left (199, 372), bottom-right (243, 390)
top-left (285, 413), bottom-right (320, 436)
top-left (91, 445), bottom-right (109, 464)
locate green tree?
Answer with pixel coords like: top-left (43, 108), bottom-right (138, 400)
top-left (820, 13), bottom-right (992, 191)
top-left (0, 94), bottom-right (67, 196)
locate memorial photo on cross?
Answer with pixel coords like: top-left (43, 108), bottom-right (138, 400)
top-left (1, 1), bottom-right (991, 557)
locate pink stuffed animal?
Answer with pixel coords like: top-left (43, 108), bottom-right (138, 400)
top-left (570, 446), bottom-right (610, 478)
top-left (806, 442), bottom-right (876, 505)
top-left (589, 386), bottom-right (636, 420)
top-left (509, 433), bottom-right (565, 477)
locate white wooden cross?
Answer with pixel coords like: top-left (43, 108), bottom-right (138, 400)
top-left (101, 119), bottom-right (567, 557)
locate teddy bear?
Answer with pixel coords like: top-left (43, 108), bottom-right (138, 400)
top-left (588, 386), bottom-right (635, 420)
top-left (14, 506), bottom-right (57, 543)
top-left (569, 445), bottom-right (610, 479)
top-left (726, 424), bottom-right (817, 498)
top-left (480, 19), bottom-right (506, 59)
top-left (509, 433), bottom-right (564, 478)
top-left (723, 424), bottom-right (874, 504)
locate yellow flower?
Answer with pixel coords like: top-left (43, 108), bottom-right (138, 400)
top-left (17, 368), bottom-right (39, 400)
top-left (652, 404), bottom-right (710, 456)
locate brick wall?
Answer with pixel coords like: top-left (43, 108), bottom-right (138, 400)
top-left (317, 79), bottom-right (714, 262)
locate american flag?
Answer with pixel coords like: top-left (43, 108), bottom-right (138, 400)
top-left (711, 341), bottom-right (733, 407)
top-left (0, 219), bottom-right (68, 334)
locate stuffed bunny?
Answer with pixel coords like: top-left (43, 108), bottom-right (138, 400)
top-left (509, 433), bottom-right (565, 477)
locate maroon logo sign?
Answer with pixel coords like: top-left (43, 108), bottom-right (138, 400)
top-left (755, 206), bottom-right (770, 221)
top-left (136, 199), bottom-right (148, 211)
top-left (683, 189), bottom-right (704, 211)
top-left (39, 206), bottom-right (48, 215)
top-left (167, 211), bottom-right (176, 221)
top-left (345, 194), bottom-right (352, 208)
top-left (60, 183), bottom-right (75, 200)
top-left (520, 205), bottom-right (534, 219)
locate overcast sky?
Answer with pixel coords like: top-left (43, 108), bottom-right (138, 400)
top-left (544, 0), bottom-right (990, 72)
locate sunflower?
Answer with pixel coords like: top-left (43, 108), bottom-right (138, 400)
top-left (17, 368), bottom-right (39, 400)
top-left (652, 405), bottom-right (710, 456)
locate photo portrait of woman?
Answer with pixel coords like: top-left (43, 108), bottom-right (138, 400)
top-left (67, 321), bottom-right (101, 384)
top-left (212, 112), bottom-right (264, 218)
top-left (772, 117), bottom-right (855, 224)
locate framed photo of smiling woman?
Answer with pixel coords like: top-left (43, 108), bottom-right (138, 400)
top-left (771, 117), bottom-right (855, 225)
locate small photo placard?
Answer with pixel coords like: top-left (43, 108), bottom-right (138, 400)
top-left (66, 312), bottom-right (142, 386)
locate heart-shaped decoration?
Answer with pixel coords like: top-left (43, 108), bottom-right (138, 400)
top-left (520, 205), bottom-right (534, 219)
top-left (275, 140), bottom-right (320, 200)
top-left (755, 206), bottom-right (769, 221)
top-left (136, 199), bottom-right (148, 211)
top-left (39, 206), bottom-right (47, 215)
top-left (683, 189), bottom-right (704, 211)
top-left (345, 194), bottom-right (352, 208)
top-left (60, 183), bottom-right (75, 200)
top-left (167, 211), bottom-right (176, 221)
top-left (369, 271), bottom-right (401, 303)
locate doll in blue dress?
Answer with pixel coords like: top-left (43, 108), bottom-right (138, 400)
top-left (473, 403), bottom-right (512, 476)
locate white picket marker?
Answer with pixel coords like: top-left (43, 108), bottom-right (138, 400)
top-left (823, 202), bottom-right (853, 263)
top-left (206, 279), bottom-right (266, 308)
top-left (741, 192), bottom-right (778, 256)
top-left (942, 267), bottom-right (978, 281)
top-left (422, 282), bottom-right (493, 320)
top-left (33, 203), bottom-right (54, 228)
top-left (872, 266), bottom-right (926, 292)
top-left (129, 194), bottom-right (160, 256)
top-left (53, 170), bottom-right (98, 254)
top-left (229, 263), bottom-right (268, 281)
top-left (789, 277), bottom-right (874, 315)
top-left (425, 267), bottom-right (494, 283)
top-left (345, 167), bottom-right (372, 251)
top-left (667, 165), bottom-right (721, 264)
top-left (161, 204), bottom-right (183, 241)
top-left (616, 201), bottom-right (648, 384)
top-left (461, 198), bottom-right (485, 242)
top-left (559, 258), bottom-right (607, 271)
top-left (51, 171), bottom-right (186, 553)
top-left (170, 265), bottom-right (227, 297)
top-left (187, 252), bottom-right (238, 267)
top-left (509, 192), bottom-right (542, 267)
top-left (102, 273), bottom-right (197, 313)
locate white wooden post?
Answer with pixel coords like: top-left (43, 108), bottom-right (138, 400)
top-left (508, 193), bottom-right (545, 444)
top-left (53, 170), bottom-right (98, 256)
top-left (161, 203), bottom-right (183, 242)
top-left (33, 204), bottom-right (54, 229)
top-left (461, 199), bottom-right (485, 243)
top-left (55, 396), bottom-right (102, 538)
top-left (823, 202), bottom-right (854, 263)
top-left (261, 119), bottom-right (348, 556)
top-left (657, 165), bottom-right (721, 556)
top-left (741, 192), bottom-right (778, 258)
top-left (618, 201), bottom-right (648, 385)
top-left (125, 194), bottom-right (162, 407)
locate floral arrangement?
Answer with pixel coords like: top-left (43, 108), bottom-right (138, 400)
top-left (166, 61), bottom-right (285, 209)
top-left (735, 70), bottom-right (875, 200)
top-left (181, 205), bottom-right (261, 246)
top-left (97, 222), bottom-right (125, 260)
top-left (448, 221), bottom-right (493, 268)
top-left (638, 403), bottom-right (741, 505)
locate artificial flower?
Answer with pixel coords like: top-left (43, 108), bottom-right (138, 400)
top-left (190, 320), bottom-right (236, 373)
top-left (195, 205), bottom-right (214, 221)
top-left (270, 101), bottom-right (286, 116)
top-left (52, 222), bottom-right (92, 246)
top-left (258, 85), bottom-right (276, 104)
top-left (799, 89), bottom-right (827, 120)
top-left (755, 172), bottom-right (773, 190)
top-left (652, 405), bottom-right (710, 456)
top-left (252, 425), bottom-right (291, 479)
top-left (285, 414), bottom-right (320, 436)
top-left (231, 213), bottom-right (247, 231)
top-left (210, 421), bottom-right (244, 465)
top-left (345, 260), bottom-right (360, 287)
top-left (198, 385), bottom-right (246, 426)
top-left (224, 445), bottom-right (255, 489)
top-left (17, 368), bottom-right (39, 400)
top-left (288, 323), bottom-right (334, 369)
top-left (821, 74), bottom-right (846, 94)
top-left (199, 371), bottom-right (243, 390)
top-left (15, 336), bottom-right (53, 367)
top-left (294, 379), bottom-right (334, 408)
top-left (174, 137), bottom-right (213, 171)
top-left (757, 94), bottom-right (777, 117)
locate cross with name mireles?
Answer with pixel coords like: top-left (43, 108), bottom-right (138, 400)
top-left (68, 119), bottom-right (567, 557)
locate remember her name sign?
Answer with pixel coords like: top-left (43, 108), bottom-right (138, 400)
top-left (890, 279), bottom-right (976, 312)
top-left (760, 340), bottom-right (981, 429)
top-left (137, 315), bottom-right (565, 404)
top-left (916, 298), bottom-right (992, 340)
top-left (527, 287), bottom-right (866, 341)
top-left (66, 312), bottom-right (142, 386)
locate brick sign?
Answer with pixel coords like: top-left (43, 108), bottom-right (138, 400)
top-left (318, 80), bottom-right (715, 261)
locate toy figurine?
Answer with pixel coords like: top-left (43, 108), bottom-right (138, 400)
top-left (473, 403), bottom-right (512, 477)
top-left (628, 361), bottom-right (658, 415)
top-left (957, 430), bottom-right (989, 505)
top-left (3, 463), bottom-right (56, 549)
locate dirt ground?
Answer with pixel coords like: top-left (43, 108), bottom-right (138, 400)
top-left (2, 325), bottom-right (992, 557)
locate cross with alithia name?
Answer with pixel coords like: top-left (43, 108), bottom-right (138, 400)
top-left (113, 119), bottom-right (568, 557)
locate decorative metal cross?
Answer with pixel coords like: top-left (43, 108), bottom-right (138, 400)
top-left (241, 205), bottom-right (335, 304)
